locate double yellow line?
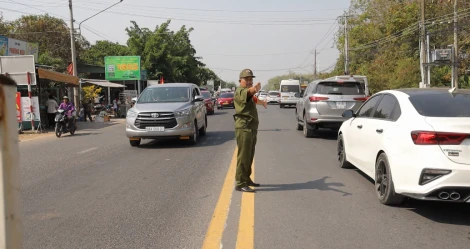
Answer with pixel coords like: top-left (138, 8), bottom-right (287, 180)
top-left (201, 148), bottom-right (255, 249)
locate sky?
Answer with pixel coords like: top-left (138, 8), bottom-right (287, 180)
top-left (1, 0), bottom-right (351, 86)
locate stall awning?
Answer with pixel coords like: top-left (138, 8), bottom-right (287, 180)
top-left (81, 79), bottom-right (126, 88)
top-left (37, 68), bottom-right (79, 85)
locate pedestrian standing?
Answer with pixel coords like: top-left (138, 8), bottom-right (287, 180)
top-left (113, 97), bottom-right (119, 117)
top-left (82, 100), bottom-right (93, 122)
top-left (46, 95), bottom-right (58, 128)
top-left (233, 69), bottom-right (267, 193)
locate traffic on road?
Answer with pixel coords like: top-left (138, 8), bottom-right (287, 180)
top-left (17, 78), bottom-right (470, 248)
top-left (2, 1), bottom-right (469, 248)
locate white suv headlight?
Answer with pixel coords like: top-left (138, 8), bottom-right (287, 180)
top-left (175, 108), bottom-right (191, 117)
top-left (127, 109), bottom-right (138, 118)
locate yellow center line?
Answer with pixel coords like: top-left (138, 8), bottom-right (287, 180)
top-left (236, 161), bottom-right (255, 249)
top-left (201, 148), bottom-right (238, 249)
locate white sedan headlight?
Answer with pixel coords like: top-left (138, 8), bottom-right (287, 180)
top-left (127, 109), bottom-right (138, 118)
top-left (175, 108), bottom-right (191, 117)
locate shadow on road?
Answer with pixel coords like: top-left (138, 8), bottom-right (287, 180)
top-left (137, 130), bottom-right (235, 149)
top-left (352, 168), bottom-right (470, 226)
top-left (313, 129), bottom-right (338, 140)
top-left (258, 129), bottom-right (290, 132)
top-left (61, 132), bottom-right (101, 138)
top-left (209, 111), bottom-right (229, 116)
top-left (401, 200), bottom-right (470, 226)
top-left (256, 176), bottom-right (352, 196)
top-left (76, 120), bottom-right (122, 131)
top-left (298, 129), bottom-right (338, 140)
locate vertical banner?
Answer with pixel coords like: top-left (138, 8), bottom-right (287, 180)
top-left (15, 92), bottom-right (21, 122)
top-left (20, 97), bottom-right (40, 122)
top-left (0, 36), bottom-right (8, 56)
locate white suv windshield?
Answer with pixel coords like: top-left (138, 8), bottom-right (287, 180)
top-left (138, 87), bottom-right (190, 103)
top-left (281, 85), bottom-right (299, 93)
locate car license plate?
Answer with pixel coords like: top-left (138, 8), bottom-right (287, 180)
top-left (146, 127), bottom-right (165, 132)
top-left (224, 102), bottom-right (228, 104)
top-left (336, 102), bottom-right (346, 109)
top-left (283, 97), bottom-right (288, 99)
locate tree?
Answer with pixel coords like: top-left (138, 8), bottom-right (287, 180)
top-left (198, 67), bottom-right (218, 86)
top-left (5, 14), bottom-right (89, 72)
top-left (0, 14), bottom-right (9, 37)
top-left (126, 20), bottom-right (214, 85)
top-left (225, 81), bottom-right (237, 89)
top-left (81, 40), bottom-right (130, 66)
top-left (331, 0), bottom-right (470, 91)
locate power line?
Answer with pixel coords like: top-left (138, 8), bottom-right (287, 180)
top-left (200, 50), bottom-right (315, 57)
top-left (73, 6), bottom-right (338, 25)
top-left (1, 2), bottom-right (120, 44)
top-left (314, 18), bottom-right (339, 49)
top-left (348, 7), bottom-right (470, 51)
top-left (72, 1), bottom-right (348, 13)
top-left (7, 0), bottom-right (69, 19)
top-left (71, 2), bottom-right (344, 21)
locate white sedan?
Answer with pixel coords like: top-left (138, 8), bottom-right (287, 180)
top-left (337, 88), bottom-right (470, 205)
top-left (258, 92), bottom-right (268, 101)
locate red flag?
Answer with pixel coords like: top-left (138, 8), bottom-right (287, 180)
top-left (67, 63), bottom-right (73, 75)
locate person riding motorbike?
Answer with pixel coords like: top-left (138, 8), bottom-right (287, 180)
top-left (57, 96), bottom-right (76, 130)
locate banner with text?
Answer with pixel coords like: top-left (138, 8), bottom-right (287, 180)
top-left (16, 92), bottom-right (22, 122)
top-left (7, 38), bottom-right (39, 62)
top-left (0, 36), bottom-right (7, 56)
top-left (21, 96), bottom-right (41, 122)
top-left (105, 56), bottom-right (141, 81)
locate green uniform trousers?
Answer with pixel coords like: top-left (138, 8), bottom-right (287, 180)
top-left (235, 128), bottom-right (258, 188)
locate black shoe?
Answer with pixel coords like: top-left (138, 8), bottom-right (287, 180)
top-left (248, 182), bottom-right (260, 187)
top-left (235, 186), bottom-right (256, 193)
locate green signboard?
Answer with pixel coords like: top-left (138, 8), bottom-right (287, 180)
top-left (105, 56), bottom-right (141, 81)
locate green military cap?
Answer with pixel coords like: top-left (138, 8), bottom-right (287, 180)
top-left (239, 68), bottom-right (256, 79)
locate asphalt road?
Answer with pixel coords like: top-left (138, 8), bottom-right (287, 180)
top-left (20, 105), bottom-right (470, 249)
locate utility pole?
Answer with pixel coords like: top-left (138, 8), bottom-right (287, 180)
top-left (68, 0), bottom-right (79, 104)
top-left (313, 49), bottom-right (317, 78)
top-left (426, 31), bottom-right (431, 86)
top-left (453, 0), bottom-right (458, 88)
top-left (420, 0), bottom-right (427, 88)
top-left (0, 76), bottom-right (23, 249)
top-left (344, 14), bottom-right (349, 75)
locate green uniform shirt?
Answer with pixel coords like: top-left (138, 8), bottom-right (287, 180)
top-left (234, 87), bottom-right (259, 129)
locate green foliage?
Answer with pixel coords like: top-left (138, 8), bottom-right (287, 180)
top-left (81, 40), bottom-right (131, 66)
top-left (125, 20), bottom-right (217, 85)
top-left (0, 15), bottom-right (221, 85)
top-left (264, 72), bottom-right (332, 91)
top-left (225, 81), bottom-right (237, 89)
top-left (268, 0), bottom-right (470, 91)
top-left (3, 14), bottom-right (89, 72)
top-left (331, 0), bottom-right (470, 91)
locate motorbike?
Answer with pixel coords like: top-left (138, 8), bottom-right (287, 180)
top-left (55, 109), bottom-right (77, 138)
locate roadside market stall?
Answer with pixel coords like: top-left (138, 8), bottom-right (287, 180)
top-left (35, 67), bottom-right (79, 129)
top-left (80, 78), bottom-right (127, 117)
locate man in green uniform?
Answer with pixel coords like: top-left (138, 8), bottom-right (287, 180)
top-left (234, 69), bottom-right (267, 193)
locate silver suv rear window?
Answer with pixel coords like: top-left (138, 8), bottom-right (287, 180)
top-left (315, 82), bottom-right (364, 95)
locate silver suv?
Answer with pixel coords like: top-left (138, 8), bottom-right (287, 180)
top-left (295, 79), bottom-right (367, 137)
top-left (126, 83), bottom-right (207, 146)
